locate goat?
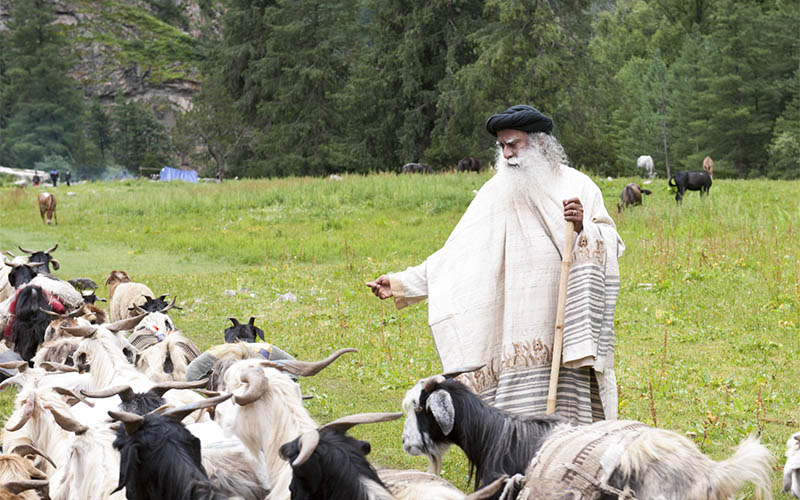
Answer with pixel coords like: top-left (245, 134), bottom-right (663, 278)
top-left (16, 246), bottom-right (60, 276)
top-left (36, 193), bottom-right (57, 225)
top-left (214, 348), bottom-right (355, 499)
top-left (617, 183), bottom-right (652, 213)
top-left (0, 446), bottom-right (50, 500)
top-left (6, 286), bottom-right (61, 362)
top-left (457, 157), bottom-right (482, 173)
top-left (703, 156), bottom-right (714, 178)
top-left (104, 271), bottom-right (154, 322)
top-left (224, 317), bottom-right (264, 343)
top-left (402, 372), bottom-right (774, 500)
top-left (784, 431), bottom-right (800, 498)
top-left (668, 170), bottom-right (712, 203)
top-left (108, 394), bottom-right (236, 500)
top-left (280, 412), bottom-right (506, 500)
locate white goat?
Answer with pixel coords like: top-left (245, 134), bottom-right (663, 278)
top-left (784, 431), bottom-right (800, 498)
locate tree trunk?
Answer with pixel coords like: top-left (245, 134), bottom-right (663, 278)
top-left (661, 87), bottom-right (671, 179)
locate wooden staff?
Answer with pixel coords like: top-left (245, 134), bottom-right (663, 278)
top-left (546, 221), bottom-right (575, 415)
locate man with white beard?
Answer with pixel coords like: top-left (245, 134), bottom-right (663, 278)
top-left (367, 105), bottom-right (624, 423)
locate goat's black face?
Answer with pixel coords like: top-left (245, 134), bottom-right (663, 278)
top-left (223, 324), bottom-right (264, 343)
top-left (281, 432), bottom-right (381, 500)
top-left (9, 266), bottom-right (36, 289)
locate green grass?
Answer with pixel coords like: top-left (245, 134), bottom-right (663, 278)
top-left (1, 173), bottom-right (798, 497)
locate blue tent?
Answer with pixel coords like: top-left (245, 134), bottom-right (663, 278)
top-left (159, 166), bottom-right (198, 183)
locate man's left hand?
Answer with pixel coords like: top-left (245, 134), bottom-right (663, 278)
top-left (562, 198), bottom-right (584, 234)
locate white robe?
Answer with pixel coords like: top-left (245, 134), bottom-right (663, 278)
top-left (390, 165), bottom-right (623, 423)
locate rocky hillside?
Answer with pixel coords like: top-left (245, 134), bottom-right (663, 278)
top-left (0, 0), bottom-right (220, 122)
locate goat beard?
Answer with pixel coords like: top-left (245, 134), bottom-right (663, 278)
top-left (495, 145), bottom-right (562, 201)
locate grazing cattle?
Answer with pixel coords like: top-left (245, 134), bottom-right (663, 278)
top-left (617, 183), bottom-right (652, 213)
top-left (37, 193), bottom-right (57, 225)
top-left (703, 156), bottom-right (714, 178)
top-left (401, 163), bottom-right (432, 174)
top-left (668, 170), bottom-right (712, 203)
top-left (636, 155), bottom-right (655, 178)
top-left (457, 157), bottom-right (482, 173)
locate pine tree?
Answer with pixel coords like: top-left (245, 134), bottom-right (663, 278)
top-left (110, 97), bottom-right (172, 175)
top-left (0, 0), bottom-right (85, 169)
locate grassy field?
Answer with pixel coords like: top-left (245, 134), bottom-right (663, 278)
top-left (1, 172), bottom-right (798, 497)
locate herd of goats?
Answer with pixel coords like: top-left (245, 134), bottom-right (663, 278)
top-left (0, 244), bottom-right (798, 500)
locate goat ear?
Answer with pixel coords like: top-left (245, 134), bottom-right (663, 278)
top-left (427, 390), bottom-right (455, 436)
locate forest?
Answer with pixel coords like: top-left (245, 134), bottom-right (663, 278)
top-left (0, 0), bottom-right (798, 180)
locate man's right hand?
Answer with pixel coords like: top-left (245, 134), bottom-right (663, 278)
top-left (365, 275), bottom-right (393, 300)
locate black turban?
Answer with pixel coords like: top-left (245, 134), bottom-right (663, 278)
top-left (485, 104), bottom-right (553, 136)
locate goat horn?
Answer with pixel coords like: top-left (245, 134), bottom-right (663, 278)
top-left (463, 475), bottom-right (509, 500)
top-left (41, 307), bottom-right (82, 319)
top-left (248, 317), bottom-right (255, 325)
top-left (148, 378), bottom-right (209, 398)
top-left (228, 317), bottom-right (239, 326)
top-left (49, 257), bottom-right (60, 270)
top-left (24, 261), bottom-right (41, 268)
top-left (0, 361), bottom-right (28, 371)
top-left (106, 313), bottom-right (147, 333)
top-left (45, 405), bottom-right (88, 435)
top-left (62, 324), bottom-right (98, 338)
top-left (159, 295), bottom-right (180, 313)
top-left (45, 243), bottom-right (58, 254)
top-left (260, 348), bottom-right (357, 377)
top-left (18, 246), bottom-right (34, 254)
top-left (2, 250), bottom-right (15, 258)
top-left (292, 430), bottom-right (320, 467)
top-left (196, 389), bottom-right (220, 397)
top-left (234, 368), bottom-right (268, 405)
top-left (108, 410), bottom-right (144, 435)
top-left (423, 375), bottom-right (446, 393)
top-left (5, 393), bottom-right (35, 432)
top-left (2, 479), bottom-right (50, 495)
top-left (52, 386), bottom-right (94, 407)
top-left (39, 361), bottom-right (78, 373)
top-left (10, 444), bottom-right (56, 468)
top-left (162, 393), bottom-right (233, 422)
top-left (423, 364), bottom-right (486, 393)
top-left (319, 412), bottom-right (403, 434)
top-left (81, 385), bottom-right (135, 402)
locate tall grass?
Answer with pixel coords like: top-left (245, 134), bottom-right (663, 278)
top-left (1, 174), bottom-right (798, 496)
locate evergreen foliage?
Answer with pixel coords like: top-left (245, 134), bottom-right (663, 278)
top-left (0, 0), bottom-right (797, 179)
top-left (0, 0), bottom-right (86, 169)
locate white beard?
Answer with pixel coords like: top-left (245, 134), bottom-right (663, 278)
top-left (495, 146), bottom-right (562, 202)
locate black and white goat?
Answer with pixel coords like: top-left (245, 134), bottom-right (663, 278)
top-left (280, 412), bottom-right (507, 500)
top-left (109, 394), bottom-right (238, 500)
top-left (401, 371), bottom-right (774, 500)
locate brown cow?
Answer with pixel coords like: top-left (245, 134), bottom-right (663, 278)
top-left (37, 192), bottom-right (57, 225)
top-left (617, 183), bottom-right (652, 213)
top-left (702, 156), bottom-right (714, 178)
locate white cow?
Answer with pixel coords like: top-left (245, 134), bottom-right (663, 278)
top-left (637, 155), bottom-right (655, 179)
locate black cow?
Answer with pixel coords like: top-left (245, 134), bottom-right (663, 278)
top-left (224, 316), bottom-right (265, 343)
top-left (400, 163), bottom-right (432, 174)
top-left (668, 171), bottom-right (712, 202)
top-left (457, 157), bottom-right (482, 173)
